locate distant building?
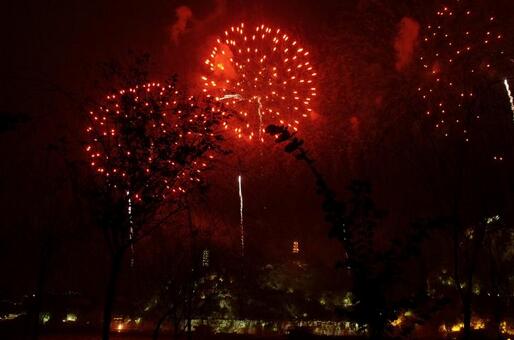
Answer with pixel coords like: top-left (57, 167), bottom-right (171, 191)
top-left (292, 241), bottom-right (300, 254)
top-left (202, 249), bottom-right (210, 267)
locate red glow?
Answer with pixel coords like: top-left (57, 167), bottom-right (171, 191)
top-left (201, 23), bottom-right (316, 142)
top-left (85, 82), bottom-right (224, 200)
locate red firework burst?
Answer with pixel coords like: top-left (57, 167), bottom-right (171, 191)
top-left (85, 81), bottom-right (225, 201)
top-left (201, 23), bottom-right (317, 142)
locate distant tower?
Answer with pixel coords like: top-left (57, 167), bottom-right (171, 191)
top-left (202, 249), bottom-right (209, 267)
top-left (292, 241), bottom-right (300, 254)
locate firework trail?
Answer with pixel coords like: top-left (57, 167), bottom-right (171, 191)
top-left (127, 190), bottom-right (135, 267)
top-left (504, 79), bottom-right (514, 122)
top-left (86, 82), bottom-right (225, 261)
top-left (202, 23), bottom-right (316, 142)
top-left (238, 174), bottom-right (244, 257)
top-left (202, 23), bottom-right (317, 257)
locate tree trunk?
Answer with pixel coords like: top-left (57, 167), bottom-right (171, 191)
top-left (31, 238), bottom-right (50, 340)
top-left (173, 316), bottom-right (182, 339)
top-left (186, 203), bottom-right (195, 340)
top-left (462, 264), bottom-right (473, 339)
top-left (462, 292), bottom-right (472, 339)
top-left (463, 225), bottom-right (486, 339)
top-left (492, 296), bottom-right (502, 339)
top-left (152, 311), bottom-right (169, 340)
top-left (102, 249), bottom-right (124, 340)
top-left (490, 260), bottom-right (503, 339)
top-left (186, 297), bottom-right (192, 340)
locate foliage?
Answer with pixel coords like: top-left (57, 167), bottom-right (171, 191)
top-left (86, 78), bottom-right (230, 254)
top-left (82, 54), bottom-right (232, 340)
top-left (265, 124), bottom-right (447, 338)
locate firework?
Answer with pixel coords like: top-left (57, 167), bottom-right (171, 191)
top-left (86, 82), bottom-right (226, 200)
top-left (418, 3), bottom-right (506, 141)
top-left (504, 79), bottom-right (514, 121)
top-left (86, 82), bottom-right (227, 262)
top-left (201, 23), bottom-right (317, 142)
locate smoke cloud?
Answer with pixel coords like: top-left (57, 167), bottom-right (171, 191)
top-left (170, 0), bottom-right (227, 45)
top-left (171, 6), bottom-right (193, 44)
top-left (394, 17), bottom-right (420, 71)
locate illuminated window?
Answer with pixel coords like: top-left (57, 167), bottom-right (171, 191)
top-left (202, 249), bottom-right (209, 267)
top-left (292, 241), bottom-right (300, 254)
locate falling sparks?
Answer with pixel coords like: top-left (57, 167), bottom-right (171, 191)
top-left (238, 174), bottom-right (244, 257)
top-left (418, 3), bottom-right (505, 140)
top-left (85, 82), bottom-right (227, 251)
top-left (85, 82), bottom-right (221, 198)
top-left (201, 23), bottom-right (316, 141)
top-left (203, 24), bottom-right (317, 258)
top-left (504, 79), bottom-right (514, 122)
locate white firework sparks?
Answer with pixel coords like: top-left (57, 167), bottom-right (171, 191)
top-left (127, 190), bottom-right (135, 267)
top-left (256, 96), bottom-right (263, 140)
top-left (238, 175), bottom-right (244, 257)
top-left (219, 94), bottom-right (244, 101)
top-left (504, 78), bottom-right (514, 122)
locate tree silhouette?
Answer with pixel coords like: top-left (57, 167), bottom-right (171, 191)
top-left (84, 71), bottom-right (229, 339)
top-left (265, 124), bottom-right (445, 338)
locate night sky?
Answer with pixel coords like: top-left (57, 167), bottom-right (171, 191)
top-left (2, 0), bottom-right (514, 303)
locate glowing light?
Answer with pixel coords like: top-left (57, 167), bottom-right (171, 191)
top-left (0, 313), bottom-right (22, 321)
top-left (86, 82), bottom-right (226, 251)
top-left (201, 23), bottom-right (316, 142)
top-left (86, 82), bottom-right (222, 197)
top-left (419, 4), bottom-right (505, 140)
top-left (292, 240), bottom-right (300, 254)
top-left (441, 319), bottom-right (487, 334)
top-left (391, 316), bottom-right (403, 327)
top-left (501, 321), bottom-right (514, 335)
top-left (41, 313), bottom-right (51, 324)
top-left (448, 322), bottom-right (464, 332)
top-left (486, 214), bottom-right (501, 224)
top-left (63, 313), bottom-right (77, 323)
top-left (504, 79), bottom-right (514, 121)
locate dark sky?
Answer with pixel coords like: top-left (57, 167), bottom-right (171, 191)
top-left (1, 0), bottom-right (514, 300)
